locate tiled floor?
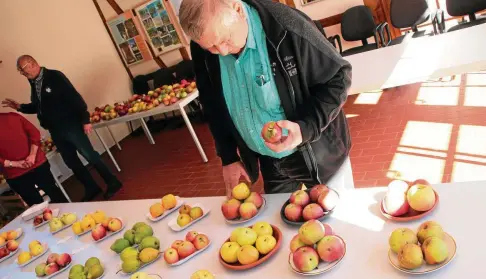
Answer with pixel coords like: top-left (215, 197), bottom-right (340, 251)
top-left (61, 72), bottom-right (486, 201)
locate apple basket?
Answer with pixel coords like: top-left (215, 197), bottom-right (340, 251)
top-left (219, 225), bottom-right (282, 271)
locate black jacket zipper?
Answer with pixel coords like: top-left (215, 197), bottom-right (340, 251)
top-left (266, 31), bottom-right (321, 184)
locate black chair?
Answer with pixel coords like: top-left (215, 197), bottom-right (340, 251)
top-left (340, 6), bottom-right (389, 57)
top-left (313, 20), bottom-right (343, 54)
top-left (385, 0), bottom-right (435, 46)
top-left (437, 0), bottom-right (486, 33)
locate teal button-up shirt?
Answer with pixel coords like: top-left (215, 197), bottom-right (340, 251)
top-left (219, 3), bottom-right (295, 159)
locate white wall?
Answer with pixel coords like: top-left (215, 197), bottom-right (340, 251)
top-left (0, 1), bottom-right (132, 153)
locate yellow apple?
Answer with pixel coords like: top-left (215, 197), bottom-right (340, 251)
top-left (72, 221), bottom-right (83, 235)
top-left (252, 221), bottom-right (273, 236)
top-left (407, 184), bottom-right (436, 211)
top-left (417, 221), bottom-right (444, 243)
top-left (18, 251), bottom-right (32, 264)
top-left (162, 194), bottom-right (177, 210)
top-left (6, 230), bottom-right (18, 240)
top-left (177, 214), bottom-right (192, 227)
top-left (30, 244), bottom-right (44, 257)
top-left (422, 236), bottom-right (448, 264)
top-left (220, 242), bottom-right (241, 263)
top-left (398, 243), bottom-right (423, 270)
top-left (389, 228), bottom-right (418, 253)
top-left (150, 203), bottom-right (165, 218)
top-left (191, 270), bottom-right (215, 279)
top-left (236, 228), bottom-right (258, 246)
top-left (230, 228), bottom-right (244, 242)
top-left (237, 245), bottom-right (259, 265)
top-left (28, 240), bottom-right (41, 252)
top-left (0, 237), bottom-right (5, 246)
top-left (91, 210), bottom-right (107, 224)
top-left (232, 182), bottom-right (251, 200)
top-left (189, 207), bottom-right (204, 219)
top-left (81, 215), bottom-right (96, 231)
top-left (255, 235), bottom-right (276, 255)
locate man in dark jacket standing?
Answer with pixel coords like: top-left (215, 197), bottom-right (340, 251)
top-left (180, 0), bottom-right (352, 196)
top-left (2, 55), bottom-right (122, 201)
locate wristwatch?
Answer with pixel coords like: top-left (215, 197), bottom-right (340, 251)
top-left (9, 161), bottom-right (12, 168)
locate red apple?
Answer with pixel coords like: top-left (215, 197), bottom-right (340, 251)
top-left (164, 248), bottom-right (179, 264)
top-left (177, 241), bottom-right (196, 258)
top-left (46, 253), bottom-right (59, 264)
top-left (317, 235), bottom-right (345, 262)
top-left (303, 203), bottom-right (324, 221)
top-left (383, 193), bottom-right (410, 216)
top-left (261, 121), bottom-right (282, 143)
top-left (293, 247), bottom-right (319, 272)
top-left (170, 97), bottom-right (179, 104)
top-left (0, 247), bottom-right (9, 258)
top-left (290, 234), bottom-right (308, 253)
top-left (91, 224), bottom-right (107, 241)
top-left (239, 202), bottom-right (258, 220)
top-left (192, 234), bottom-right (209, 250)
top-left (34, 215), bottom-right (44, 226)
top-left (284, 204), bottom-right (303, 222)
top-left (245, 192), bottom-right (264, 208)
top-left (44, 263), bottom-right (60, 275)
top-left (221, 199), bottom-right (241, 220)
top-left (6, 240), bottom-right (18, 252)
top-left (309, 185), bottom-right (329, 202)
top-left (56, 253), bottom-right (71, 267)
top-left (185, 231), bottom-right (199, 242)
top-left (171, 240), bottom-right (183, 249)
top-left (43, 208), bottom-right (52, 215)
top-left (317, 190), bottom-right (339, 211)
top-left (43, 211), bottom-right (53, 221)
top-left (290, 190), bottom-right (310, 207)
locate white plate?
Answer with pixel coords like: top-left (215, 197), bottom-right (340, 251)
top-left (168, 204), bottom-right (210, 232)
top-left (388, 232), bottom-right (457, 275)
top-left (16, 243), bottom-right (49, 267)
top-left (75, 228), bottom-right (92, 237)
top-left (0, 228), bottom-right (24, 248)
top-left (50, 217), bottom-right (77, 235)
top-left (38, 261), bottom-right (72, 279)
top-left (146, 196), bottom-right (185, 222)
top-left (0, 247), bottom-right (19, 263)
top-left (167, 236), bottom-right (211, 266)
top-left (117, 253), bottom-right (161, 275)
top-left (22, 201), bottom-right (49, 221)
top-left (94, 218), bottom-right (125, 243)
top-left (34, 209), bottom-right (60, 229)
top-left (224, 197), bottom-right (266, 225)
top-left (288, 235), bottom-right (346, 276)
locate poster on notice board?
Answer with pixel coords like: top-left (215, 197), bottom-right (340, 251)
top-left (135, 0), bottom-right (183, 56)
top-left (107, 11), bottom-right (152, 66)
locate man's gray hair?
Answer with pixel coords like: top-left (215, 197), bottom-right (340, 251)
top-left (179, 0), bottom-right (239, 40)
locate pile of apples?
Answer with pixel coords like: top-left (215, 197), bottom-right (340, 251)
top-left (220, 221), bottom-right (277, 266)
top-left (91, 218), bottom-right (123, 241)
top-left (34, 253), bottom-right (71, 277)
top-left (111, 222), bottom-right (155, 253)
top-left (0, 239), bottom-right (19, 260)
top-left (90, 105), bottom-right (119, 123)
top-left (118, 229), bottom-right (161, 274)
top-left (290, 220), bottom-right (345, 272)
top-left (164, 231), bottom-right (210, 264)
top-left (176, 205), bottom-right (204, 228)
top-left (49, 212), bottom-right (77, 233)
top-left (72, 210), bottom-right (122, 240)
top-left (17, 240), bottom-right (45, 265)
top-left (389, 221), bottom-right (450, 270)
top-left (222, 182), bottom-right (264, 220)
top-left (69, 257), bottom-right (104, 279)
top-left (33, 208), bottom-right (54, 226)
top-left (149, 194), bottom-right (179, 218)
top-left (383, 180), bottom-right (437, 217)
top-left (156, 79), bottom-right (197, 106)
top-left (284, 185), bottom-right (339, 222)
top-left (0, 229), bottom-right (19, 245)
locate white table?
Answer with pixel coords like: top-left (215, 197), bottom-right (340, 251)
top-left (92, 91), bottom-right (208, 172)
top-left (0, 179), bottom-right (482, 278)
top-left (347, 23), bottom-right (486, 94)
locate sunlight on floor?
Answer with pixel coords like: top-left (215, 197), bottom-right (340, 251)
top-left (397, 147), bottom-right (447, 158)
top-left (354, 91), bottom-right (383, 105)
top-left (415, 87), bottom-right (459, 106)
top-left (346, 114), bottom-right (360, 119)
top-left (421, 76), bottom-right (461, 87)
top-left (456, 125), bottom-right (486, 156)
top-left (464, 87), bottom-right (486, 107)
top-left (465, 73), bottom-right (486, 86)
top-left (399, 121), bottom-right (452, 151)
top-left (455, 154), bottom-right (486, 164)
top-left (451, 161), bottom-right (486, 182)
top-left (388, 153), bottom-right (445, 183)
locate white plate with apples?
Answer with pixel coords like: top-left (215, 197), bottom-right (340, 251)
top-left (22, 201), bottom-right (49, 221)
top-left (168, 204), bottom-right (210, 232)
top-left (34, 209), bottom-right (60, 229)
top-left (388, 232), bottom-right (457, 275)
top-left (16, 243), bottom-right (50, 267)
top-left (147, 196), bottom-right (185, 222)
top-left (0, 228), bottom-right (23, 248)
top-left (165, 232), bottom-right (211, 266)
top-left (50, 217), bottom-right (77, 235)
top-left (288, 235), bottom-right (347, 276)
top-left (224, 197), bottom-right (267, 225)
top-left (35, 253), bottom-right (72, 278)
top-left (117, 253), bottom-right (161, 276)
top-left (93, 217), bottom-right (125, 242)
top-left (40, 262), bottom-right (72, 279)
top-left (0, 243), bottom-right (20, 263)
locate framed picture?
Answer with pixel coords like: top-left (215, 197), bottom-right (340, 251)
top-left (107, 11), bottom-right (152, 66)
top-left (135, 0), bottom-right (184, 56)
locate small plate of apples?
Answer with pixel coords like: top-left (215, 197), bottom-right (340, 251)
top-left (0, 228), bottom-right (23, 248)
top-left (219, 222), bottom-right (282, 270)
top-left (147, 194), bottom-right (185, 222)
top-left (34, 253), bottom-right (72, 278)
top-left (0, 240), bottom-right (20, 263)
top-left (281, 184), bottom-right (339, 226)
top-left (16, 242), bottom-right (50, 267)
top-left (168, 204), bottom-right (210, 232)
top-left (49, 213), bottom-right (78, 234)
top-left (34, 208), bottom-right (60, 229)
top-left (92, 217), bottom-right (125, 242)
top-left (164, 231), bottom-right (211, 266)
top-left (388, 221), bottom-right (456, 274)
top-left (288, 220), bottom-right (346, 275)
top-left (380, 180), bottom-right (439, 222)
top-left (222, 182), bottom-right (266, 224)
top-left (21, 200), bottom-right (49, 221)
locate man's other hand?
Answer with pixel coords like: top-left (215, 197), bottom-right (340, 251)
top-left (1, 98), bottom-right (20, 110)
top-left (84, 124), bottom-right (93, 134)
top-left (222, 161), bottom-right (250, 199)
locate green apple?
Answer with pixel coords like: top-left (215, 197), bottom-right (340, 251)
top-left (389, 228), bottom-right (418, 253)
top-left (398, 243), bottom-right (423, 270)
top-left (417, 221), bottom-right (444, 243)
top-left (422, 236), bottom-right (448, 264)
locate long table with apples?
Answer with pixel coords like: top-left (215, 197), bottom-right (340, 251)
top-left (91, 90), bottom-right (208, 172)
top-left (0, 178), bottom-right (483, 278)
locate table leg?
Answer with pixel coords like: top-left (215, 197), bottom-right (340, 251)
top-left (139, 118), bottom-right (155, 145)
top-left (107, 126), bottom-right (121, 150)
top-left (51, 172), bottom-right (72, 203)
top-left (94, 129), bottom-right (121, 172)
top-left (179, 105), bottom-right (208, 163)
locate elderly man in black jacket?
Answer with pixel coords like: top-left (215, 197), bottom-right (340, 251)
top-left (2, 55), bottom-right (122, 201)
top-left (180, 0), bottom-right (352, 196)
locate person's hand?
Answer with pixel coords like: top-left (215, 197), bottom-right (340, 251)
top-left (9, 161), bottom-right (28, 169)
top-left (84, 124), bottom-right (93, 134)
top-left (23, 154), bottom-right (37, 168)
top-left (1, 98), bottom-right (20, 110)
top-left (222, 162), bottom-right (250, 199)
top-left (265, 120), bottom-right (303, 153)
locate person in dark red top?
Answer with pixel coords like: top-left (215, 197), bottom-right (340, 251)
top-left (0, 112), bottom-right (67, 206)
